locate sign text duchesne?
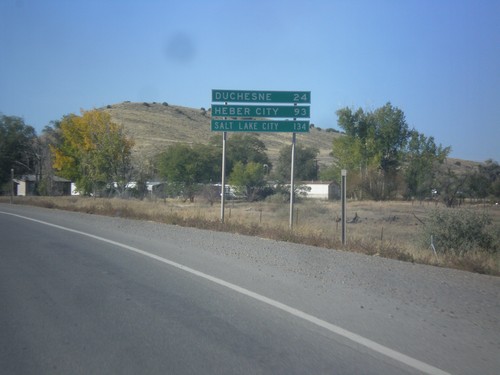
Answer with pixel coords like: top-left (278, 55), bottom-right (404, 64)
top-left (212, 90), bottom-right (310, 104)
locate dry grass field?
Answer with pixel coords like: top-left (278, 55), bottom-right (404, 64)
top-left (3, 196), bottom-right (498, 276)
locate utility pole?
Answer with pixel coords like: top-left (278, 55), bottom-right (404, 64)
top-left (341, 169), bottom-right (347, 245)
top-left (10, 168), bottom-right (14, 204)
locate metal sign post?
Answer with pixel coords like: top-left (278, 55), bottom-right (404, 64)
top-left (341, 169), bottom-right (347, 245)
top-left (220, 131), bottom-right (227, 223)
top-left (289, 133), bottom-right (296, 229)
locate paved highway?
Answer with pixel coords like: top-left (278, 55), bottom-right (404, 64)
top-left (0, 204), bottom-right (498, 374)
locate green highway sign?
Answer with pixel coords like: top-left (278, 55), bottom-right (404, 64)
top-left (211, 104), bottom-right (310, 118)
top-left (210, 89), bottom-right (311, 133)
top-left (211, 120), bottom-right (310, 133)
top-left (212, 90), bottom-right (310, 104)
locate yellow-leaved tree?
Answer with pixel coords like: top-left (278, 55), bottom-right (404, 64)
top-left (51, 109), bottom-right (134, 195)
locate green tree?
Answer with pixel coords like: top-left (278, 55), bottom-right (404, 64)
top-left (371, 103), bottom-right (409, 175)
top-left (229, 161), bottom-right (267, 201)
top-left (156, 143), bottom-right (220, 202)
top-left (0, 114), bottom-right (38, 190)
top-left (491, 179), bottom-right (500, 199)
top-left (404, 130), bottom-right (450, 200)
top-left (275, 144), bottom-right (319, 182)
top-left (34, 120), bottom-right (63, 195)
top-left (333, 103), bottom-right (409, 199)
top-left (434, 166), bottom-right (469, 207)
top-left (464, 160), bottom-right (500, 201)
top-left (479, 159), bottom-right (500, 199)
top-left (332, 103), bottom-right (449, 200)
top-left (51, 110), bottom-right (134, 195)
top-left (333, 107), bottom-right (378, 176)
top-left (210, 134), bottom-right (271, 175)
top-left (467, 171), bottom-right (491, 201)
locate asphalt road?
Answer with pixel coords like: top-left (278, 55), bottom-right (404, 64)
top-left (0, 203), bottom-right (498, 374)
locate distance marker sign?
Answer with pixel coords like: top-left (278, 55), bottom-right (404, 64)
top-left (211, 104), bottom-right (310, 118)
top-left (211, 120), bottom-right (310, 133)
top-left (211, 89), bottom-right (310, 133)
top-left (212, 90), bottom-right (310, 104)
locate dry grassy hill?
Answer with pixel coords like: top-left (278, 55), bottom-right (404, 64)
top-left (102, 101), bottom-right (339, 168)
top-left (102, 101), bottom-right (481, 175)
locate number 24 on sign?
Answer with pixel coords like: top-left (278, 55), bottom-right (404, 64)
top-left (293, 93), bottom-right (309, 102)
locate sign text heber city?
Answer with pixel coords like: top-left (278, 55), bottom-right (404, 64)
top-left (211, 120), bottom-right (310, 133)
top-left (211, 104), bottom-right (310, 118)
top-left (212, 90), bottom-right (310, 104)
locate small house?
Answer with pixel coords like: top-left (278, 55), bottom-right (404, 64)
top-left (14, 174), bottom-right (72, 196)
top-left (302, 181), bottom-right (340, 200)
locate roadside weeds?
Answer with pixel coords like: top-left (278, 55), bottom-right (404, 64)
top-left (2, 196), bottom-right (498, 276)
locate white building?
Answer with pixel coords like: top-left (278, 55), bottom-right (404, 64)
top-left (302, 181), bottom-right (340, 200)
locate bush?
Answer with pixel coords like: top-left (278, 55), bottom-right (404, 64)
top-left (420, 208), bottom-right (499, 255)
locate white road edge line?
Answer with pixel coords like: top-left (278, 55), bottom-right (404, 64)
top-left (2, 211), bottom-right (451, 375)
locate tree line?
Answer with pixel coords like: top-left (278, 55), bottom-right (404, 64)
top-left (0, 109), bottom-right (319, 201)
top-left (320, 103), bottom-right (500, 205)
top-left (1, 104), bottom-right (499, 204)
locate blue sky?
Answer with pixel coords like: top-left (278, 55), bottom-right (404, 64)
top-left (1, 0), bottom-right (499, 162)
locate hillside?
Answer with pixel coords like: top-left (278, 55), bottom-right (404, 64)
top-left (102, 101), bottom-right (339, 168)
top-left (101, 101), bottom-right (481, 176)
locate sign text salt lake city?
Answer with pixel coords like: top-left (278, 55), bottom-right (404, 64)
top-left (211, 119), bottom-right (309, 133)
